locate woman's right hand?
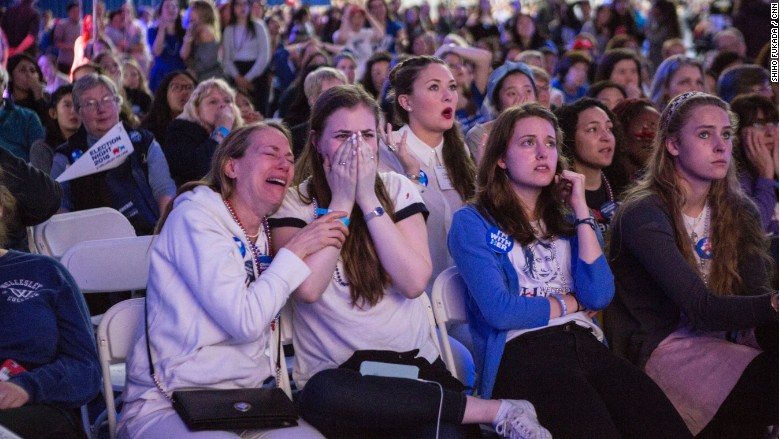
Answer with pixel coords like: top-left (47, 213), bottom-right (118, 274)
top-left (381, 123), bottom-right (419, 176)
top-left (325, 134), bottom-right (358, 209)
top-left (283, 211), bottom-right (350, 260)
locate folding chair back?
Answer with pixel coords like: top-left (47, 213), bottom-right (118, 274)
top-left (60, 236), bottom-right (154, 293)
top-left (29, 208), bottom-right (135, 258)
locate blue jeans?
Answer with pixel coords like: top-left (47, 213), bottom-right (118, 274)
top-left (298, 368), bottom-right (478, 439)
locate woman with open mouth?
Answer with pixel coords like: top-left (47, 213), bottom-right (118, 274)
top-left (379, 55), bottom-right (476, 299)
top-left (555, 98), bottom-right (626, 234)
top-left (606, 91), bottom-right (778, 439)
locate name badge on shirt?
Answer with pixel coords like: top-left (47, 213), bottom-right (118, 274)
top-left (434, 165), bottom-right (454, 190)
top-left (486, 227), bottom-right (514, 253)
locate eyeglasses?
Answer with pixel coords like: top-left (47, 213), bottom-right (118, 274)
top-left (80, 95), bottom-right (120, 112)
top-left (169, 82), bottom-right (194, 93)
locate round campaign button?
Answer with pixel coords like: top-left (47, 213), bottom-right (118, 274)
top-left (486, 227), bottom-right (514, 253)
top-left (695, 237), bottom-right (713, 259)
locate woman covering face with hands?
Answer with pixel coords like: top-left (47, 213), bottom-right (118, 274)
top-left (271, 85), bottom-right (551, 439)
top-left (448, 103), bottom-right (692, 439)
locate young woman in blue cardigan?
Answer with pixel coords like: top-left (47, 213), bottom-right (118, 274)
top-left (448, 103), bottom-right (691, 438)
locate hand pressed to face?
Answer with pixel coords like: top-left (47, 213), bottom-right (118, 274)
top-left (316, 105), bottom-right (379, 209)
top-left (555, 169), bottom-right (589, 217)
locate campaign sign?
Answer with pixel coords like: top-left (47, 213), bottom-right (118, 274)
top-left (56, 123), bottom-right (134, 182)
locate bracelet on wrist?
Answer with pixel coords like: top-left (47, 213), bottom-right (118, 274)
top-left (551, 293), bottom-right (567, 318)
top-left (573, 217), bottom-right (596, 231)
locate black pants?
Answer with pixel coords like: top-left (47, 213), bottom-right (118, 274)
top-left (298, 367), bottom-right (480, 439)
top-left (696, 325), bottom-right (779, 439)
top-left (0, 404), bottom-right (86, 439)
top-left (491, 322), bottom-right (692, 439)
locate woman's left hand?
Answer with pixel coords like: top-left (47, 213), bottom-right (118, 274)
top-left (556, 170), bottom-right (590, 218)
top-left (0, 381), bottom-right (29, 409)
top-left (355, 132), bottom-right (379, 208)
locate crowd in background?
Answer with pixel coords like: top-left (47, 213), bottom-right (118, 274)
top-left (0, 0), bottom-right (777, 438)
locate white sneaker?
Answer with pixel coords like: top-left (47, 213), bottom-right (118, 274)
top-left (494, 399), bottom-right (552, 439)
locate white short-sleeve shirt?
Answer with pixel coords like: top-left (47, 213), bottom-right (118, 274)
top-left (271, 172), bottom-right (438, 387)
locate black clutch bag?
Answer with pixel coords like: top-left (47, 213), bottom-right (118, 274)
top-left (171, 387), bottom-right (298, 431)
top-left (144, 299), bottom-right (298, 432)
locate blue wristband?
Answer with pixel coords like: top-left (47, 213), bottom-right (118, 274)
top-left (314, 208), bottom-right (350, 226)
top-left (551, 293), bottom-right (567, 318)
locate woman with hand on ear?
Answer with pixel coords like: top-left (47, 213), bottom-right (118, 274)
top-left (449, 103), bottom-right (692, 439)
top-left (271, 85), bottom-right (551, 439)
top-left (379, 55), bottom-right (476, 296)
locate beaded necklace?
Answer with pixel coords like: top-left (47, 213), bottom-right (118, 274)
top-left (601, 172), bottom-right (614, 201)
top-left (683, 203), bottom-right (711, 285)
top-left (223, 198), bottom-right (272, 274)
top-left (312, 196), bottom-right (350, 286)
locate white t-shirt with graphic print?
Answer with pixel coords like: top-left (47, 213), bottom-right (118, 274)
top-left (504, 227), bottom-right (604, 343)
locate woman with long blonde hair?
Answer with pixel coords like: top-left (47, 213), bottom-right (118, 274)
top-left (605, 91), bottom-right (778, 438)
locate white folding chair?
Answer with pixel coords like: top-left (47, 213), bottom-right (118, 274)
top-left (28, 207), bottom-right (136, 259)
top-left (96, 298), bottom-right (145, 439)
top-left (431, 267), bottom-right (475, 386)
top-left (61, 236), bottom-right (153, 439)
top-left (60, 235), bottom-right (153, 296)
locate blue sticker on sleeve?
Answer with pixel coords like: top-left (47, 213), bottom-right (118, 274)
top-left (233, 237), bottom-right (246, 258)
top-left (486, 227), bottom-right (514, 253)
top-left (257, 255), bottom-right (273, 271)
top-left (71, 150), bottom-right (83, 161)
top-left (129, 130), bottom-right (142, 142)
top-left (695, 237), bottom-right (713, 259)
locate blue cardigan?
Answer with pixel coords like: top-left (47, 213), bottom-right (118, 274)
top-left (447, 205), bottom-right (615, 398)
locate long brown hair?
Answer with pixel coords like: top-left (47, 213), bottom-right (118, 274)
top-left (476, 103), bottom-right (574, 246)
top-left (388, 55), bottom-right (476, 201)
top-left (615, 92), bottom-right (769, 295)
top-left (295, 85), bottom-right (396, 307)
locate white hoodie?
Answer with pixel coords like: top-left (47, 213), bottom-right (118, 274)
top-left (118, 185), bottom-right (310, 438)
